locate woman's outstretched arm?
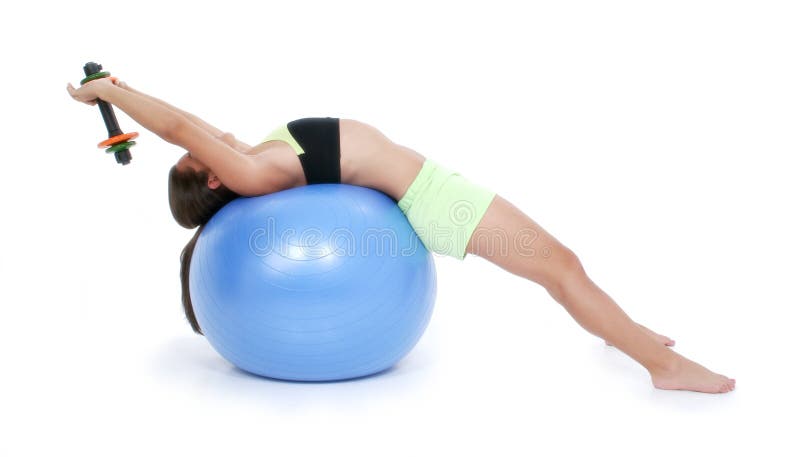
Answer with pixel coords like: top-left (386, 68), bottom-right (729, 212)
top-left (113, 80), bottom-right (252, 152)
top-left (68, 78), bottom-right (183, 142)
top-left (67, 78), bottom-right (268, 195)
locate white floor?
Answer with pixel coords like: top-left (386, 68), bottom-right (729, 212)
top-left (3, 1), bottom-right (799, 455)
top-left (3, 245), bottom-right (796, 455)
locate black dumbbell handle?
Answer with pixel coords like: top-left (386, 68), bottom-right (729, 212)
top-left (83, 62), bottom-right (123, 138)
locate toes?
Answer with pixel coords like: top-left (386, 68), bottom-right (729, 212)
top-left (719, 379), bottom-right (736, 393)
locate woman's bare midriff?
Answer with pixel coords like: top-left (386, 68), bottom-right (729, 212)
top-left (245, 119), bottom-right (425, 201)
top-left (338, 119), bottom-right (425, 202)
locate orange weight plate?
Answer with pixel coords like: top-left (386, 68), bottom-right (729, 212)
top-left (98, 132), bottom-right (139, 148)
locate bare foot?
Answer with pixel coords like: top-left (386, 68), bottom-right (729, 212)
top-left (606, 323), bottom-right (675, 347)
top-left (650, 353), bottom-right (736, 394)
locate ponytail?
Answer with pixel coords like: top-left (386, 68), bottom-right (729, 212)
top-left (179, 226), bottom-right (205, 334)
top-left (168, 164), bottom-right (238, 334)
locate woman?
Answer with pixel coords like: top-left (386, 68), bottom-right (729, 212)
top-left (67, 76), bottom-right (735, 394)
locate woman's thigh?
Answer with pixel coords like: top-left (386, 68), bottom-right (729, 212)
top-left (466, 194), bottom-right (581, 288)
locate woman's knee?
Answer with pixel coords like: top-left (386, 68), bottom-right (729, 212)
top-left (539, 246), bottom-right (587, 292)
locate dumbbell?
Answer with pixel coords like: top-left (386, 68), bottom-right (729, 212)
top-left (81, 62), bottom-right (138, 165)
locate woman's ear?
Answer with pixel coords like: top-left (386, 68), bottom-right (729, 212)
top-left (207, 173), bottom-right (222, 190)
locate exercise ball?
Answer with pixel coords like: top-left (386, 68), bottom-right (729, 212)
top-left (189, 184), bottom-right (437, 381)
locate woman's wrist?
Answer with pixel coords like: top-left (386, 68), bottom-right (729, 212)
top-left (95, 80), bottom-right (120, 100)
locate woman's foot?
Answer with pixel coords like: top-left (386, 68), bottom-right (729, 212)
top-left (606, 323), bottom-right (675, 347)
top-left (650, 353), bottom-right (736, 394)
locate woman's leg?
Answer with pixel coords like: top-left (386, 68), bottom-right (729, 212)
top-left (466, 194), bottom-right (736, 394)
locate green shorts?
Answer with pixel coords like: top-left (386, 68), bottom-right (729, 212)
top-left (398, 159), bottom-right (496, 260)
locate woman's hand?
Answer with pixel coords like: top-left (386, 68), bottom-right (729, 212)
top-left (66, 77), bottom-right (117, 106)
top-left (111, 78), bottom-right (131, 91)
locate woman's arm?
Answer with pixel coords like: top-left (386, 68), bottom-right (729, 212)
top-left (115, 80), bottom-right (252, 152)
top-left (69, 78), bottom-right (182, 141)
top-left (82, 80), bottom-right (266, 195)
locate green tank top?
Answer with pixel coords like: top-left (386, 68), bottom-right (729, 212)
top-left (261, 124), bottom-right (305, 156)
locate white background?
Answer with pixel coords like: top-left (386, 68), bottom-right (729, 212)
top-left (1, 0), bottom-right (798, 455)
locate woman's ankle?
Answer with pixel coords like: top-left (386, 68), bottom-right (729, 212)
top-left (646, 349), bottom-right (681, 375)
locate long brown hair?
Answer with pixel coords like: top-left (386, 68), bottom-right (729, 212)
top-left (168, 165), bottom-right (238, 334)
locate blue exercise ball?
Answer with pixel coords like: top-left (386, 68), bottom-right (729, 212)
top-left (190, 184), bottom-right (437, 381)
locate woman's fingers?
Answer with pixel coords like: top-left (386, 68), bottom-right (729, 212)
top-left (113, 78), bottom-right (130, 91)
top-left (111, 77), bottom-right (128, 89)
top-left (66, 82), bottom-right (98, 106)
top-left (66, 82), bottom-right (84, 100)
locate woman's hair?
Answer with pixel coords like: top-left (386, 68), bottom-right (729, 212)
top-left (168, 165), bottom-right (239, 334)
